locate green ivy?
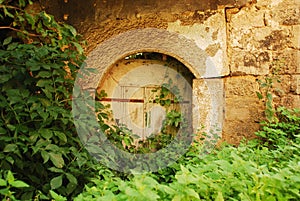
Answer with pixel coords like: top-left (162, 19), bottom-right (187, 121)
top-left (0, 1), bottom-right (99, 199)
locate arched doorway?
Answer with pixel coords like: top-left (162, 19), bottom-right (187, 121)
top-left (97, 52), bottom-right (195, 140)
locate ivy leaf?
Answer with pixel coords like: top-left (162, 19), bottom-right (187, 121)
top-left (65, 173), bottom-right (77, 185)
top-left (36, 79), bottom-right (52, 87)
top-left (3, 144), bottom-right (18, 153)
top-left (0, 179), bottom-right (7, 187)
top-left (6, 171), bottom-right (15, 184)
top-left (50, 190), bottom-right (67, 201)
top-left (41, 129), bottom-right (53, 140)
top-left (3, 37), bottom-right (12, 46)
top-left (10, 180), bottom-right (29, 188)
top-left (64, 24), bottom-right (77, 36)
top-left (3, 7), bottom-right (14, 18)
top-left (49, 152), bottom-right (64, 168)
top-left (6, 42), bottom-right (18, 50)
top-left (41, 150), bottom-right (50, 163)
top-left (36, 71), bottom-right (52, 78)
top-left (26, 60), bottom-right (41, 71)
top-left (24, 13), bottom-right (35, 28)
top-left (18, 0), bottom-right (26, 7)
top-left (48, 167), bottom-right (64, 173)
top-left (215, 191), bottom-right (224, 201)
top-left (50, 175), bottom-right (63, 189)
top-left (72, 42), bottom-right (83, 54)
top-left (54, 131), bottom-right (67, 144)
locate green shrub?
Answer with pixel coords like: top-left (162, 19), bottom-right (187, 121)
top-left (0, 170), bottom-right (29, 201)
top-left (255, 107), bottom-right (300, 149)
top-left (0, 1), bottom-right (99, 199)
top-left (74, 107), bottom-right (300, 201)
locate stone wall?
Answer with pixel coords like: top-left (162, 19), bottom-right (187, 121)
top-left (42, 0), bottom-right (299, 145)
top-left (224, 0), bottom-right (300, 143)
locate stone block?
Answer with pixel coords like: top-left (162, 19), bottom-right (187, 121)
top-left (225, 98), bottom-right (261, 121)
top-left (223, 83), bottom-right (264, 144)
top-left (268, 1), bottom-right (300, 25)
top-left (272, 49), bottom-right (300, 74)
top-left (222, 120), bottom-right (260, 145)
top-left (279, 94), bottom-right (300, 109)
top-left (193, 79), bottom-right (224, 136)
top-left (291, 25), bottom-right (300, 49)
top-left (292, 75), bottom-right (300, 95)
top-left (274, 75), bottom-right (292, 95)
top-left (258, 29), bottom-right (292, 51)
top-left (230, 7), bottom-right (265, 29)
top-left (230, 50), bottom-right (270, 75)
top-left (225, 76), bottom-right (260, 97)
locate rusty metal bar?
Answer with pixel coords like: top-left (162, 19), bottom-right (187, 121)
top-left (98, 97), bottom-right (190, 104)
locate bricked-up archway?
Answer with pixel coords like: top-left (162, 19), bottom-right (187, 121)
top-left (97, 54), bottom-right (195, 139)
top-left (78, 28), bottom-right (224, 140)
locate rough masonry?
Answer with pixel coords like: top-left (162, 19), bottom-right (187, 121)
top-left (41, 0), bottom-right (299, 145)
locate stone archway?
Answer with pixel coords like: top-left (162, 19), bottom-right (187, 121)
top-left (81, 28), bottom-right (224, 139)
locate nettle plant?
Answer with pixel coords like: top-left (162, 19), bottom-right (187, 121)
top-left (0, 0), bottom-right (99, 200)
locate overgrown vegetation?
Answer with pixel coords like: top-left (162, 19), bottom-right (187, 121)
top-left (0, 0), bottom-right (98, 199)
top-left (74, 106), bottom-right (300, 201)
top-left (0, 1), bottom-right (299, 201)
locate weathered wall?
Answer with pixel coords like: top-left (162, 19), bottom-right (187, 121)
top-left (224, 0), bottom-right (300, 144)
top-left (42, 0), bottom-right (299, 145)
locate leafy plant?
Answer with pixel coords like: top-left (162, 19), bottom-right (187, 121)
top-left (0, 170), bottom-right (29, 201)
top-left (255, 107), bottom-right (300, 149)
top-left (0, 1), bottom-right (99, 199)
top-left (256, 59), bottom-right (284, 122)
top-left (75, 134), bottom-right (300, 200)
top-left (74, 102), bottom-right (300, 200)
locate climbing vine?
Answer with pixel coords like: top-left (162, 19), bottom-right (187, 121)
top-left (95, 78), bottom-right (188, 154)
top-left (256, 59), bottom-right (284, 122)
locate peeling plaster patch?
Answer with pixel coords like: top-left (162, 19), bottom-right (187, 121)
top-left (167, 11), bottom-right (229, 77)
top-left (203, 57), bottom-right (220, 78)
top-left (270, 0), bottom-right (283, 7)
top-left (230, 7), bottom-right (265, 28)
top-left (205, 43), bottom-right (221, 57)
top-left (193, 79), bottom-right (224, 138)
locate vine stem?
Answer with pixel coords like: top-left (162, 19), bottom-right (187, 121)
top-left (0, 5), bottom-right (23, 11)
top-left (0, 26), bottom-right (41, 37)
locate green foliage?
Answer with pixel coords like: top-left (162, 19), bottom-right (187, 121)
top-left (0, 1), bottom-right (98, 199)
top-left (255, 107), bottom-right (300, 149)
top-left (72, 106), bottom-right (300, 200)
top-left (256, 59), bottom-right (284, 122)
top-left (75, 135), bottom-right (300, 200)
top-left (0, 170), bottom-right (29, 201)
